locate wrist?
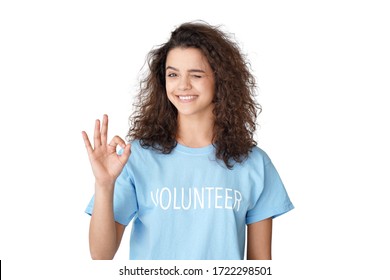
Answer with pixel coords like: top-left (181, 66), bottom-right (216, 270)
top-left (94, 180), bottom-right (115, 193)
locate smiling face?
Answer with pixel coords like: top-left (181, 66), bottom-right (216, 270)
top-left (165, 47), bottom-right (215, 119)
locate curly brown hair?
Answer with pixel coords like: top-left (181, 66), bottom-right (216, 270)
top-left (127, 21), bottom-right (261, 169)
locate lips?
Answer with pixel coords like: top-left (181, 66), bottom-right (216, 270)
top-left (177, 95), bottom-right (198, 102)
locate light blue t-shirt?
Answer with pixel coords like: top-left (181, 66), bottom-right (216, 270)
top-left (85, 140), bottom-right (294, 260)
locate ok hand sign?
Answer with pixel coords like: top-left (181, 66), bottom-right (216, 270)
top-left (81, 114), bottom-right (131, 187)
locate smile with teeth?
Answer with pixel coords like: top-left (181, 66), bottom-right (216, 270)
top-left (178, 95), bottom-right (197, 101)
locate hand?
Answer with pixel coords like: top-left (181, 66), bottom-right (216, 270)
top-left (82, 114), bottom-right (131, 186)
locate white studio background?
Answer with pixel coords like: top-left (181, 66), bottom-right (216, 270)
top-left (0, 0), bottom-right (389, 279)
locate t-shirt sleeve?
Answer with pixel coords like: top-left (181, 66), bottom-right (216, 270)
top-left (246, 160), bottom-right (294, 224)
top-left (85, 164), bottom-right (138, 226)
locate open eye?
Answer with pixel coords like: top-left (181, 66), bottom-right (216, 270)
top-left (167, 73), bottom-right (178, 78)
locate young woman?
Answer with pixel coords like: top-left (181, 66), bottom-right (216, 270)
top-left (82, 21), bottom-right (294, 260)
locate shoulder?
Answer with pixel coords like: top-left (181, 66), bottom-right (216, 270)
top-left (129, 139), bottom-right (163, 153)
top-left (231, 145), bottom-right (273, 172)
top-left (247, 146), bottom-right (272, 166)
top-left (127, 139), bottom-right (162, 164)
top-left (129, 139), bottom-right (154, 154)
top-left (129, 139), bottom-right (142, 152)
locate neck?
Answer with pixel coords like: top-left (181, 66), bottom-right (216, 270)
top-left (176, 114), bottom-right (214, 148)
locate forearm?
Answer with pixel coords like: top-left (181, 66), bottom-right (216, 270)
top-left (247, 218), bottom-right (272, 260)
top-left (89, 182), bottom-right (118, 260)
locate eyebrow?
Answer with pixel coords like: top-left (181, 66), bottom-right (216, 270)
top-left (166, 66), bottom-right (206, 73)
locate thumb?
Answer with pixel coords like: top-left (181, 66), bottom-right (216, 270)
top-left (120, 143), bottom-right (131, 162)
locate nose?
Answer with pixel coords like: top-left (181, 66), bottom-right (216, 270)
top-left (178, 75), bottom-right (192, 91)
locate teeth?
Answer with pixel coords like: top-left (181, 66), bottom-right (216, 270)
top-left (178, 96), bottom-right (196, 100)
